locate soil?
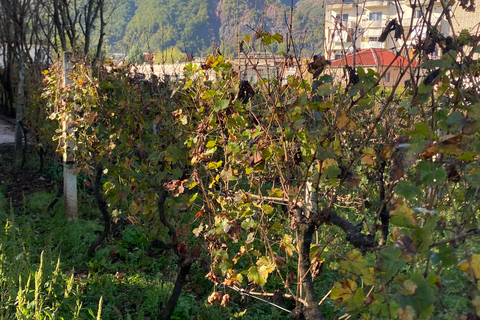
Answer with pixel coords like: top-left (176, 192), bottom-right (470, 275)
top-left (0, 115), bottom-right (15, 144)
top-left (0, 144), bottom-right (56, 209)
top-left (1, 116), bottom-right (57, 208)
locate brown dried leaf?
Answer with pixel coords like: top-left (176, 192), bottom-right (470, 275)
top-left (85, 112), bottom-right (98, 125)
top-left (361, 154), bottom-right (375, 165)
top-left (274, 255), bottom-right (286, 268)
top-left (390, 156), bottom-right (404, 182)
top-left (164, 179), bottom-right (188, 197)
top-left (207, 291), bottom-right (222, 305)
top-left (311, 259), bottom-right (324, 279)
top-left (420, 144), bottom-right (440, 159)
top-left (220, 294), bottom-right (230, 307)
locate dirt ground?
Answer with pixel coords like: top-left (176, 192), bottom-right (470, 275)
top-left (0, 117), bottom-right (55, 208)
top-left (0, 115), bottom-right (15, 144)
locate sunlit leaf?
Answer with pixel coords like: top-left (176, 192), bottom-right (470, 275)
top-left (267, 188), bottom-right (283, 198)
top-left (247, 266), bottom-right (266, 286)
top-left (214, 99), bottom-right (230, 111)
top-left (280, 234), bottom-right (296, 256)
top-left (390, 203), bottom-right (417, 228)
top-left (331, 279), bottom-right (357, 301)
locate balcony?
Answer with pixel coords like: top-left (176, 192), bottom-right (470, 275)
top-left (360, 19), bottom-right (384, 28)
top-left (330, 2), bottom-right (355, 10)
top-left (403, 0), bottom-right (440, 7)
top-left (363, 0), bottom-right (390, 7)
top-left (332, 41), bottom-right (353, 51)
top-left (360, 41), bottom-right (385, 49)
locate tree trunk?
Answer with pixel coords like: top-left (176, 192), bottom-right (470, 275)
top-left (88, 163), bottom-right (110, 256)
top-left (157, 188), bottom-right (192, 319)
top-left (293, 206), bottom-right (325, 320)
top-left (158, 261), bottom-right (192, 319)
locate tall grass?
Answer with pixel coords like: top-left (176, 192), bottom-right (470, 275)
top-left (0, 201), bottom-right (94, 319)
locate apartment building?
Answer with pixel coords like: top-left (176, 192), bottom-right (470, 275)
top-left (450, 1), bottom-right (479, 35)
top-left (324, 0), bottom-right (450, 60)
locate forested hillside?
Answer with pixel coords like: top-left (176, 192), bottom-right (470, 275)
top-left (106, 0), bottom-right (326, 57)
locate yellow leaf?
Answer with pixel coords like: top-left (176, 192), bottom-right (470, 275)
top-left (361, 267), bottom-right (374, 286)
top-left (337, 113), bottom-right (356, 131)
top-left (458, 259), bottom-right (470, 273)
top-left (381, 144), bottom-right (395, 159)
top-left (245, 35), bottom-right (251, 42)
top-left (345, 249), bottom-right (364, 263)
top-left (321, 158), bottom-right (338, 172)
top-left (331, 279), bottom-right (357, 301)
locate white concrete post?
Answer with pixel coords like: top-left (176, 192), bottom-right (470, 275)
top-left (62, 52), bottom-right (78, 220)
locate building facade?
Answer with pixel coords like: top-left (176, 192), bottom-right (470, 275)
top-left (324, 0), bottom-right (450, 60)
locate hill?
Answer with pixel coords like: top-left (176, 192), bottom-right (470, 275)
top-left (105, 0), bottom-right (327, 57)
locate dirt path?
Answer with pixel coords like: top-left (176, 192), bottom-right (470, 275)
top-left (0, 116), bottom-right (15, 144)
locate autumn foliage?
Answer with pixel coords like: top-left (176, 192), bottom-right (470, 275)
top-left (29, 13), bottom-right (480, 320)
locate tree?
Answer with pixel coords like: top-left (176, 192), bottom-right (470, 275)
top-left (173, 5), bottom-right (480, 320)
top-left (0, 0), bottom-right (49, 116)
top-left (154, 46), bottom-right (185, 64)
top-left (125, 45), bottom-right (144, 64)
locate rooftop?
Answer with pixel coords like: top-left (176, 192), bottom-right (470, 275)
top-left (330, 48), bottom-right (416, 67)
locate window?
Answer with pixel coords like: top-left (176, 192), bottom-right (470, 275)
top-left (413, 9), bottom-right (422, 19)
top-left (369, 12), bottom-right (382, 21)
top-left (384, 72), bottom-right (391, 82)
top-left (336, 13), bottom-right (349, 22)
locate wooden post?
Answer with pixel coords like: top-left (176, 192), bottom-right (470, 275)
top-left (14, 52), bottom-right (25, 167)
top-left (62, 52), bottom-right (78, 221)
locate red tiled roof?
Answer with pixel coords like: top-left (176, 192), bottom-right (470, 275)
top-left (330, 49), bottom-right (416, 67)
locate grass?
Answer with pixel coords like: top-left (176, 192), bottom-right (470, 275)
top-left (0, 156), bottom-right (293, 319)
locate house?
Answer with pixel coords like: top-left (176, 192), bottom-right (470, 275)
top-left (324, 0), bottom-right (450, 60)
top-left (328, 48), bottom-right (417, 87)
top-left (233, 52), bottom-right (296, 84)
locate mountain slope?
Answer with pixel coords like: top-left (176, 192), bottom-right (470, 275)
top-left (106, 0), bottom-right (326, 57)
